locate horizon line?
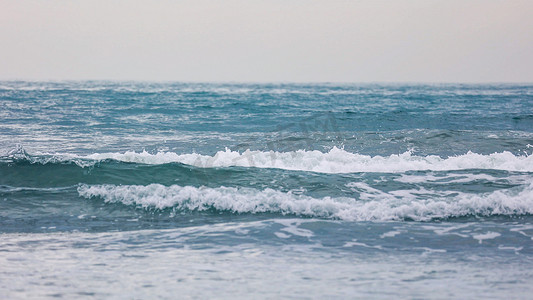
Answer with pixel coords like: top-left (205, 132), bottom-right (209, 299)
top-left (1, 78), bottom-right (532, 85)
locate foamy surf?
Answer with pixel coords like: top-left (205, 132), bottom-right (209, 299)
top-left (25, 147), bottom-right (533, 173)
top-left (78, 182), bottom-right (533, 221)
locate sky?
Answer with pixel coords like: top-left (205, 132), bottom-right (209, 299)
top-left (1, 0), bottom-right (532, 83)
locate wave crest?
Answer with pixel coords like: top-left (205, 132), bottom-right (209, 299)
top-left (74, 148), bottom-right (533, 172)
top-left (78, 183), bottom-right (533, 221)
top-left (5, 147), bottom-right (533, 173)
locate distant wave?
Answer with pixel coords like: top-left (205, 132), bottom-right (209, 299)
top-left (9, 147), bottom-right (533, 173)
top-left (78, 182), bottom-right (533, 221)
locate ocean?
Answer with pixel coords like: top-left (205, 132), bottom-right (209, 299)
top-left (1, 81), bottom-right (533, 298)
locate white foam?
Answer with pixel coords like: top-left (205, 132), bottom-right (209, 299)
top-left (273, 219), bottom-right (314, 238)
top-left (62, 147), bottom-right (533, 173)
top-left (78, 182), bottom-right (533, 222)
top-left (473, 232), bottom-right (501, 244)
top-left (497, 245), bottom-right (523, 252)
top-left (274, 232), bottom-right (291, 239)
top-left (395, 173), bottom-right (502, 184)
top-left (380, 231), bottom-right (402, 238)
top-left (343, 240), bottom-right (383, 250)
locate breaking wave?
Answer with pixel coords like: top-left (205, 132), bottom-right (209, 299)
top-left (10, 147), bottom-right (533, 173)
top-left (78, 182), bottom-right (533, 221)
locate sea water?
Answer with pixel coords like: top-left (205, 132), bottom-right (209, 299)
top-left (1, 82), bottom-right (533, 298)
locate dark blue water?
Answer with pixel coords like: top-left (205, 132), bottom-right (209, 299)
top-left (1, 81), bottom-right (533, 298)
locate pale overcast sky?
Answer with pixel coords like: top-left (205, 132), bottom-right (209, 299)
top-left (1, 0), bottom-right (532, 82)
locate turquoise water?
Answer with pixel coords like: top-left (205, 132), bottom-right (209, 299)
top-left (1, 81), bottom-right (533, 298)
